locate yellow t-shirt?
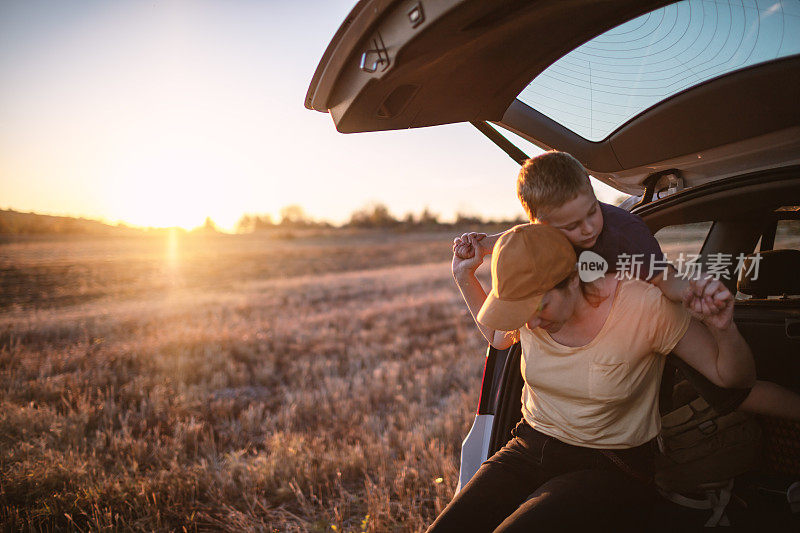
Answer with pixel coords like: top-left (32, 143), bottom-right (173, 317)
top-left (519, 279), bottom-right (691, 449)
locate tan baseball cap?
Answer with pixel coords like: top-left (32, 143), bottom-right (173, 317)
top-left (477, 223), bottom-right (577, 331)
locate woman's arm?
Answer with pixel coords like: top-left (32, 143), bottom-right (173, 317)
top-left (670, 278), bottom-right (756, 389)
top-left (452, 235), bottom-right (517, 350)
top-left (672, 320), bottom-right (756, 388)
top-left (739, 380), bottom-right (800, 420)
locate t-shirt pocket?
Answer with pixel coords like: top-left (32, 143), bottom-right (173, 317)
top-left (589, 361), bottom-right (631, 401)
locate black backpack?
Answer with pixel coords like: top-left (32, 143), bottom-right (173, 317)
top-left (655, 377), bottom-right (762, 526)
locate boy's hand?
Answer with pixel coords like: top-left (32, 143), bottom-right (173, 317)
top-left (452, 235), bottom-right (485, 279)
top-left (683, 277), bottom-right (733, 329)
top-left (453, 232), bottom-right (488, 259)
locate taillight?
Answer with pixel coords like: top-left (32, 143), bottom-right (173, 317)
top-left (476, 346), bottom-right (496, 415)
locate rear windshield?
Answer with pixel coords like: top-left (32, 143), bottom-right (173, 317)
top-left (517, 0), bottom-right (800, 141)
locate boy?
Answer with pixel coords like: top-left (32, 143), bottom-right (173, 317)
top-left (454, 151), bottom-right (800, 420)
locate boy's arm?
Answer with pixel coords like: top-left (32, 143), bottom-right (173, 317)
top-left (670, 278), bottom-right (756, 389)
top-left (649, 266), bottom-right (727, 315)
top-left (452, 236), bottom-right (517, 349)
top-left (650, 263), bottom-right (727, 317)
top-left (649, 266), bottom-right (691, 303)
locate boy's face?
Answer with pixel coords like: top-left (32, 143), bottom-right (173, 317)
top-left (537, 191), bottom-right (603, 249)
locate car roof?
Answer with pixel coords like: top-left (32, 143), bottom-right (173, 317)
top-left (306, 0), bottom-right (800, 192)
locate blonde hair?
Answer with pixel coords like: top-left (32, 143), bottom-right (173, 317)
top-left (516, 151), bottom-right (593, 221)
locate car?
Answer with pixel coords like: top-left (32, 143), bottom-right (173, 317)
top-left (306, 0), bottom-right (800, 528)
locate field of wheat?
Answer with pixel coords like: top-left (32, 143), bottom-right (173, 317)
top-left (1, 231), bottom-right (493, 532)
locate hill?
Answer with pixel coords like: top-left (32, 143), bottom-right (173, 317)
top-left (0, 209), bottom-right (140, 236)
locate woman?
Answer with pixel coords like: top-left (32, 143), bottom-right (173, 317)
top-left (428, 224), bottom-right (755, 532)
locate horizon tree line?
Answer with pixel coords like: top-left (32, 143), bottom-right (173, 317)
top-left (0, 204), bottom-right (527, 236)
top-left (234, 203), bottom-right (525, 233)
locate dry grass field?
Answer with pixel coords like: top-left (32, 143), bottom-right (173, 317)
top-left (0, 231), bottom-right (490, 532)
top-left (6, 224), bottom-right (788, 531)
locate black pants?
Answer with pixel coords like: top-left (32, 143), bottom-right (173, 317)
top-left (426, 420), bottom-right (658, 533)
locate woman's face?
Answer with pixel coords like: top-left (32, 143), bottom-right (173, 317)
top-left (525, 279), bottom-right (579, 333)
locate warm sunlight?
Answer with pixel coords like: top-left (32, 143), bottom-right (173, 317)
top-left (4, 1), bottom-right (799, 531)
top-left (0, 1), bottom-right (530, 229)
top-left (104, 144), bottom-right (246, 231)
top-left (165, 227), bottom-right (180, 268)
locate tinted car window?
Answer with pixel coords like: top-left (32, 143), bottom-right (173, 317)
top-left (655, 221), bottom-right (712, 266)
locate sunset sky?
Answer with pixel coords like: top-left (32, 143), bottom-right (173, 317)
top-left (0, 0), bottom-right (623, 231)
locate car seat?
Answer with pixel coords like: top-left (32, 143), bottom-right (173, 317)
top-left (737, 249), bottom-right (800, 298)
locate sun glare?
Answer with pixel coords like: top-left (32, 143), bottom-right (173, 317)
top-left (103, 143), bottom-right (246, 231)
top-left (164, 227), bottom-right (182, 288)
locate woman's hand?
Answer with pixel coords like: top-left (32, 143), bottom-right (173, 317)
top-left (683, 277), bottom-right (733, 330)
top-left (453, 232), bottom-right (488, 259)
top-left (452, 235), bottom-right (485, 280)
top-left (676, 276), bottom-right (755, 388)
